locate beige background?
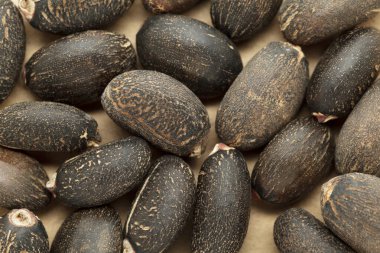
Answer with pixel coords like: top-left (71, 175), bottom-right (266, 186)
top-left (1, 0), bottom-right (380, 252)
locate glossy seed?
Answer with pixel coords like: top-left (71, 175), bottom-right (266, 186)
top-left (274, 208), bottom-right (354, 253)
top-left (192, 144), bottom-right (250, 253)
top-left (143, 0), bottom-right (200, 13)
top-left (0, 147), bottom-right (51, 211)
top-left (211, 0), bottom-right (282, 42)
top-left (51, 206), bottom-right (123, 253)
top-left (25, 30), bottom-right (136, 105)
top-left (101, 70), bottom-right (210, 157)
top-left (123, 155), bottom-right (196, 253)
top-left (0, 209), bottom-right (49, 253)
top-left (279, 0), bottom-right (380, 45)
top-left (216, 41), bottom-right (309, 151)
top-left (336, 80), bottom-right (380, 176)
top-left (0, 101), bottom-right (101, 152)
top-left (136, 14), bottom-right (242, 99)
top-left (251, 117), bottom-right (334, 205)
top-left (307, 27), bottom-right (380, 123)
top-left (0, 0), bottom-right (26, 102)
top-left (18, 0), bottom-right (134, 35)
top-left (51, 137), bottom-right (151, 208)
top-left (321, 173), bottom-right (380, 253)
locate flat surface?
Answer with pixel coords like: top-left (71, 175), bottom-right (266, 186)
top-left (1, 1), bottom-right (380, 252)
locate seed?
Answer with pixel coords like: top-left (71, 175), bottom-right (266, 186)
top-left (143, 0), bottom-right (201, 13)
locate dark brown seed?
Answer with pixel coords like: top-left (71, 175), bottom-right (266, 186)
top-left (18, 0), bottom-right (134, 35)
top-left (143, 0), bottom-right (201, 13)
top-left (0, 101), bottom-right (101, 152)
top-left (25, 30), bottom-right (136, 106)
top-left (192, 144), bottom-right (250, 253)
top-left (136, 14), bottom-right (243, 99)
top-left (321, 173), bottom-right (380, 253)
top-left (274, 208), bottom-right (354, 253)
top-left (0, 147), bottom-right (51, 211)
top-left (52, 137), bottom-right (151, 208)
top-left (211, 0), bottom-right (282, 43)
top-left (51, 206), bottom-right (123, 253)
top-left (307, 27), bottom-right (380, 123)
top-left (216, 41), bottom-right (309, 151)
top-left (0, 209), bottom-right (49, 253)
top-left (124, 155), bottom-right (196, 253)
top-left (279, 0), bottom-right (380, 46)
top-left (251, 117), bottom-right (333, 204)
top-left (336, 80), bottom-right (380, 176)
top-left (101, 70), bottom-right (210, 157)
top-left (0, 0), bottom-right (26, 102)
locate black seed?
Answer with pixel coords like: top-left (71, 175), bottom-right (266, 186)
top-left (192, 144), bottom-right (251, 253)
top-left (53, 137), bottom-right (151, 208)
top-left (216, 41), bottom-right (309, 151)
top-left (0, 101), bottom-right (101, 152)
top-left (124, 155), bottom-right (196, 253)
top-left (101, 70), bottom-right (210, 157)
top-left (51, 206), bottom-right (123, 253)
top-left (143, 0), bottom-right (201, 13)
top-left (136, 14), bottom-right (242, 99)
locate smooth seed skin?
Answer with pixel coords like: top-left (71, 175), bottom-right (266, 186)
top-left (55, 137), bottom-right (151, 208)
top-left (124, 155), bottom-right (196, 253)
top-left (0, 209), bottom-right (49, 253)
top-left (143, 0), bottom-right (201, 13)
top-left (307, 27), bottom-right (380, 120)
top-left (101, 70), bottom-right (210, 157)
top-left (216, 41), bottom-right (309, 151)
top-left (211, 0), bottom-right (282, 43)
top-left (251, 117), bottom-right (334, 204)
top-left (136, 14), bottom-right (243, 99)
top-left (19, 0), bottom-right (134, 35)
top-left (192, 145), bottom-right (251, 253)
top-left (274, 208), bottom-right (354, 253)
top-left (321, 173), bottom-right (380, 253)
top-left (0, 0), bottom-right (26, 102)
top-left (279, 0), bottom-right (380, 46)
top-left (336, 80), bottom-right (380, 176)
top-left (51, 206), bottom-right (123, 253)
top-left (0, 101), bottom-right (101, 152)
top-left (0, 147), bottom-right (51, 211)
top-left (25, 30), bottom-right (136, 106)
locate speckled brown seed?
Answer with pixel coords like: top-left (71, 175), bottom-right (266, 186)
top-left (216, 41), bottom-right (309, 151)
top-left (51, 206), bottom-right (123, 253)
top-left (307, 27), bottom-right (380, 123)
top-left (0, 0), bottom-right (25, 102)
top-left (336, 80), bottom-right (380, 176)
top-left (0, 147), bottom-right (51, 211)
top-left (0, 101), bottom-right (101, 152)
top-left (25, 30), bottom-right (136, 106)
top-left (52, 137), bottom-right (151, 208)
top-left (101, 70), bottom-right (210, 157)
top-left (123, 155), bottom-right (196, 253)
top-left (274, 208), bottom-right (354, 253)
top-left (321, 173), bottom-right (380, 253)
top-left (192, 144), bottom-right (250, 253)
top-left (211, 0), bottom-right (282, 43)
top-left (143, 0), bottom-right (201, 13)
top-left (136, 14), bottom-right (243, 99)
top-left (18, 0), bottom-right (134, 35)
top-left (251, 117), bottom-right (334, 205)
top-left (0, 209), bottom-right (49, 253)
top-left (279, 0), bottom-right (380, 46)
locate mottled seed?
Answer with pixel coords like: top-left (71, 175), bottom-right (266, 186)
top-left (216, 41), bottom-right (309, 151)
top-left (124, 155), bottom-right (196, 253)
top-left (136, 14), bottom-right (242, 99)
top-left (0, 101), bottom-right (101, 152)
top-left (101, 70), bottom-right (210, 157)
top-left (143, 0), bottom-right (201, 13)
top-left (321, 173), bottom-right (380, 253)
